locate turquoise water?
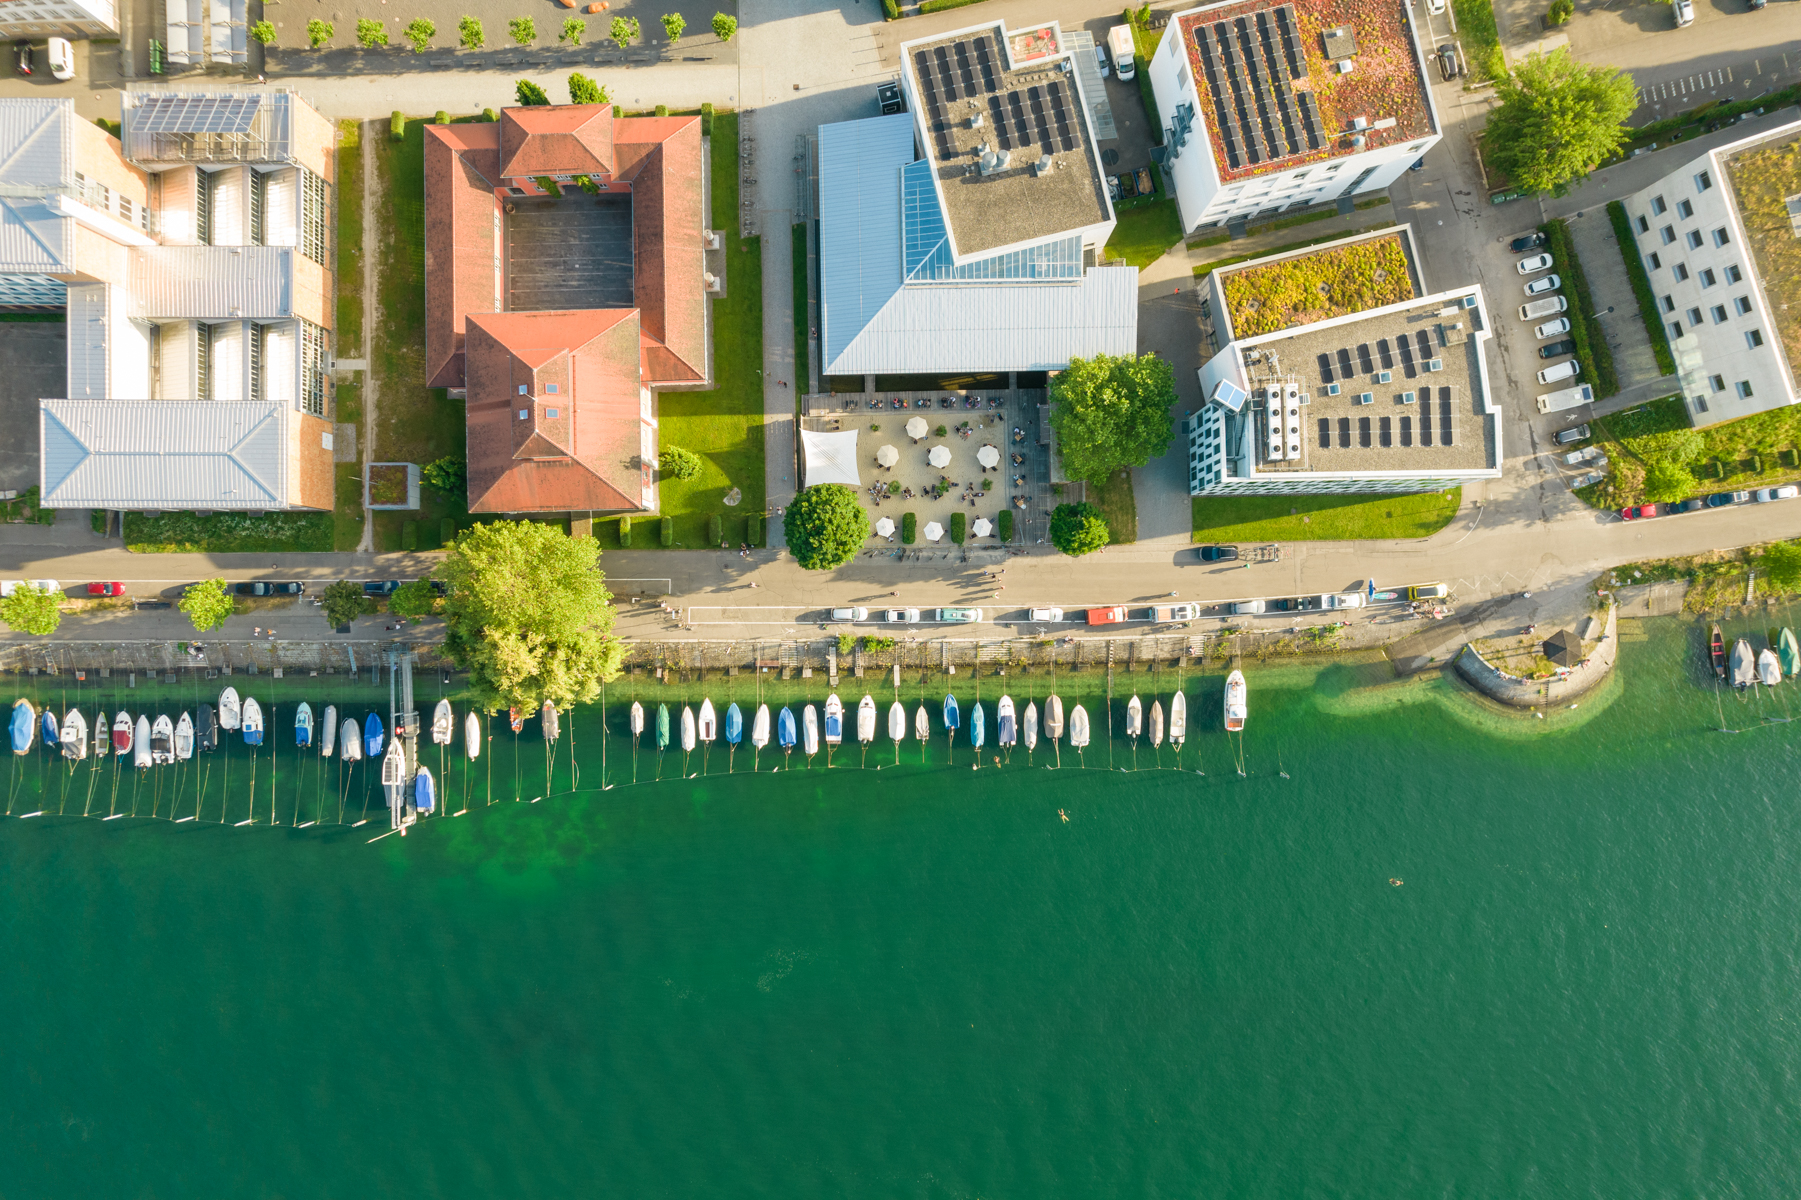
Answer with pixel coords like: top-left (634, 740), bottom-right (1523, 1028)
top-left (4, 623), bottom-right (1801, 1196)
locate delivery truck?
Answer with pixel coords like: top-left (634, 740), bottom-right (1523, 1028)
top-left (1535, 383), bottom-right (1594, 413)
top-left (1108, 25), bottom-right (1137, 80)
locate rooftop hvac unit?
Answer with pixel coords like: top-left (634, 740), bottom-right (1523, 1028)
top-left (1032, 154), bottom-right (1054, 177)
top-left (969, 112), bottom-right (984, 129)
top-left (1426, 359), bottom-right (1444, 372)
top-left (1351, 134), bottom-right (1367, 149)
top-left (1336, 59), bottom-right (1355, 74)
top-left (1351, 115), bottom-right (1368, 130)
top-left (978, 146), bottom-right (1010, 176)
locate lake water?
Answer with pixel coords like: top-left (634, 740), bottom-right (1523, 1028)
top-left (4, 619), bottom-right (1801, 1197)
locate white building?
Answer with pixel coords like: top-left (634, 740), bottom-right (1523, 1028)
top-left (1619, 118), bottom-right (1801, 426)
top-left (0, 0), bottom-right (116, 40)
top-left (1146, 0), bottom-right (1441, 235)
top-left (817, 19), bottom-right (1137, 378)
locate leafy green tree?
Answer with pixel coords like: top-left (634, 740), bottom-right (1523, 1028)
top-left (1484, 49), bottom-right (1635, 198)
top-left (389, 580), bottom-right (438, 623)
top-left (1049, 502), bottom-right (1109, 557)
top-left (560, 16), bottom-right (585, 44)
top-left (610, 15), bottom-right (639, 43)
top-left (515, 79), bottom-right (550, 106)
top-left (1047, 353), bottom-right (1175, 485)
top-left (661, 12), bottom-right (686, 41)
top-left (568, 72), bottom-right (610, 105)
top-left (508, 15), bottom-right (536, 45)
top-left (711, 11), bottom-right (737, 39)
top-left (1763, 541), bottom-right (1801, 594)
top-left (1640, 459), bottom-right (1695, 504)
top-left (658, 446), bottom-right (702, 481)
top-left (355, 17), bottom-right (388, 46)
top-left (1, 584), bottom-right (61, 636)
top-left (458, 15), bottom-right (483, 47)
top-left (320, 580), bottom-right (367, 627)
top-left (178, 578), bottom-right (235, 632)
top-left (1655, 427), bottom-right (1704, 465)
top-left (437, 520), bottom-right (625, 712)
top-left (305, 18), bottom-right (334, 46)
top-left (782, 484), bottom-right (870, 570)
top-left (249, 19), bottom-right (275, 44)
top-left (421, 456), bottom-right (468, 496)
top-left (404, 17), bottom-right (434, 50)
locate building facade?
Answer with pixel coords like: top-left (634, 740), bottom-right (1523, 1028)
top-left (0, 0), bottom-right (116, 40)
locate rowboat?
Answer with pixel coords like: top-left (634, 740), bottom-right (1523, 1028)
top-left (1224, 670), bottom-right (1247, 731)
top-left (802, 704), bottom-right (819, 756)
top-left (295, 701), bottom-right (314, 748)
top-left (10, 699), bottom-right (33, 755)
top-left (724, 702), bottom-right (743, 747)
top-left (888, 700), bottom-right (906, 743)
top-left (1068, 704), bottom-right (1090, 748)
top-left (1149, 700), bottom-right (1164, 748)
top-left (1709, 625), bottom-right (1727, 678)
top-left (1125, 695), bottom-right (1142, 740)
top-left (1170, 693), bottom-right (1187, 746)
top-left (218, 687), bottom-right (241, 731)
top-left (320, 706), bottom-right (338, 757)
top-left (777, 706), bottom-right (796, 752)
top-left (824, 695), bottom-right (843, 745)
top-left (174, 711), bottom-right (193, 761)
top-left (199, 703), bottom-right (218, 752)
top-left (151, 714), bottom-right (175, 764)
top-left (465, 711), bottom-right (481, 759)
top-left (969, 701), bottom-right (985, 748)
top-left (432, 699), bottom-right (454, 745)
top-left (1023, 700), bottom-right (1038, 750)
top-left (341, 719), bottom-right (362, 761)
top-left (415, 766), bottom-right (435, 814)
top-left (752, 704), bottom-right (771, 750)
top-left (364, 712), bottom-right (384, 758)
top-left (112, 711), bottom-right (133, 755)
top-left (997, 695), bottom-right (1015, 747)
top-left (541, 701), bottom-right (559, 742)
top-left (915, 703), bottom-right (930, 741)
top-left (132, 715), bottom-right (151, 768)
top-left (241, 698), bottom-right (264, 746)
top-left (856, 695), bottom-right (876, 744)
top-left (656, 703), bottom-right (670, 750)
top-left (698, 699), bottom-right (717, 743)
top-left (60, 708), bottom-right (87, 761)
top-left (1045, 695), bottom-right (1064, 741)
top-left (942, 693), bottom-right (959, 733)
top-left (680, 705), bottom-right (696, 752)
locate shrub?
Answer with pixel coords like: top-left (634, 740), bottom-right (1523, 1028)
top-left (746, 513), bottom-right (762, 545)
top-left (660, 516), bottom-right (674, 546)
top-left (402, 521), bottom-right (419, 550)
top-left (1, 584), bottom-right (59, 636)
top-left (249, 19), bottom-right (275, 44)
top-left (862, 636), bottom-right (896, 652)
top-left (440, 517), bottom-right (456, 545)
top-left (1641, 459), bottom-right (1696, 503)
top-left (618, 515), bottom-right (632, 546)
top-left (935, 424), bottom-right (947, 437)
top-left (949, 512), bottom-right (967, 543)
top-left (981, 477), bottom-right (993, 491)
top-left (404, 17), bottom-right (435, 51)
top-left (837, 634), bottom-right (855, 656)
top-left (482, 107), bottom-right (497, 122)
top-left (1539, 220), bottom-right (1619, 398)
top-left (883, 0), bottom-right (899, 17)
top-left (655, 103), bottom-right (668, 117)
top-left (560, 17), bottom-right (585, 44)
top-left (659, 446), bottom-right (702, 480)
top-left (321, 581), bottom-right (365, 627)
top-left (508, 16), bottom-right (535, 44)
top-left (712, 12), bottom-right (736, 40)
top-left (782, 484), bottom-right (870, 569)
top-left (357, 18), bottom-right (388, 47)
top-left (421, 456), bottom-right (467, 495)
top-left (611, 15), bottom-right (639, 44)
top-left (1050, 501), bottom-right (1108, 557)
top-left (305, 18), bottom-right (333, 46)
top-left (458, 15), bottom-right (483, 48)
top-left (435, 110), bottom-right (450, 125)
top-left (708, 513), bottom-right (724, 544)
top-left (568, 72), bottom-right (608, 105)
top-left (661, 12), bottom-right (686, 41)
top-left (178, 579), bottom-right (234, 633)
top-left (701, 102), bottom-right (714, 135)
top-left (390, 110), bottom-right (404, 140)
top-left (901, 512), bottom-right (917, 543)
top-left (1606, 201), bottom-right (1677, 376)
top-left (1546, 0), bottom-right (1573, 22)
top-left (997, 510), bottom-right (1013, 541)
top-left (515, 79), bottom-right (550, 105)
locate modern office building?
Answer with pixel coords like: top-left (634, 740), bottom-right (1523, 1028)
top-left (1187, 228), bottom-right (1499, 495)
top-left (1619, 117), bottom-right (1801, 426)
top-left (0, 93), bottom-right (340, 512)
top-left (817, 19), bottom-right (1137, 379)
top-left (0, 0), bottom-right (116, 40)
top-left (1146, 0), bottom-right (1441, 236)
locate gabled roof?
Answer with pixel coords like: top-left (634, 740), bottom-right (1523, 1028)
top-left (40, 398), bottom-right (289, 509)
top-left (499, 104), bottom-right (614, 178)
top-left (464, 309), bottom-right (647, 513)
top-left (612, 116), bottom-right (708, 384)
top-left (0, 98), bottom-right (74, 274)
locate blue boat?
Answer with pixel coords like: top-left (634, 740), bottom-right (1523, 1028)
top-left (942, 693), bottom-right (960, 732)
top-left (724, 702), bottom-right (743, 746)
top-left (415, 766), bottom-right (435, 814)
top-left (40, 708), bottom-right (57, 750)
top-left (777, 706), bottom-right (797, 750)
top-left (364, 713), bottom-right (384, 758)
top-left (10, 699), bottom-right (33, 754)
top-left (970, 701), bottom-right (985, 748)
top-left (823, 700), bottom-right (843, 743)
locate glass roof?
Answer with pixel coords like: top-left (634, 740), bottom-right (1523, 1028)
top-left (900, 159), bottom-right (1083, 285)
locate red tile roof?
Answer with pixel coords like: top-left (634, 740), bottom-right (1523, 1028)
top-left (464, 309), bottom-right (648, 513)
top-left (613, 116), bottom-right (708, 385)
top-left (499, 104), bottom-right (615, 178)
top-left (424, 124), bottom-right (502, 389)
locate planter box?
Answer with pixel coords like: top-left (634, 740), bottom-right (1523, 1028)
top-left (366, 462), bottom-right (420, 510)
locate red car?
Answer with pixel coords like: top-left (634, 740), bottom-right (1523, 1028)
top-left (1619, 505), bottom-right (1658, 522)
top-left (86, 581), bottom-right (126, 596)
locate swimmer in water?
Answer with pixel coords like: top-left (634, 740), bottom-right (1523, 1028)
top-left (1058, 809), bottom-right (1069, 822)
top-left (1390, 878), bottom-right (1403, 886)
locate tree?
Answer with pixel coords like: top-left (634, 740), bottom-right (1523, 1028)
top-left (178, 578), bottom-right (235, 632)
top-left (437, 520), bottom-right (625, 712)
top-left (1049, 502), bottom-right (1109, 557)
top-left (568, 72), bottom-right (610, 105)
top-left (249, 19), bottom-right (275, 44)
top-left (1484, 49), bottom-right (1635, 198)
top-left (611, 15), bottom-right (639, 44)
top-left (515, 79), bottom-right (550, 106)
top-left (508, 15), bottom-right (536, 45)
top-left (1656, 427), bottom-right (1704, 465)
top-left (560, 16), bottom-right (585, 44)
top-left (1546, 0), bottom-right (1573, 23)
top-left (355, 17), bottom-right (388, 46)
top-left (421, 455), bottom-right (468, 496)
top-left (320, 580), bottom-right (367, 628)
top-left (404, 17), bottom-right (435, 51)
top-left (711, 11), bottom-right (737, 40)
top-left (1763, 541), bottom-right (1801, 594)
top-left (1, 584), bottom-right (60, 636)
top-left (782, 484), bottom-right (870, 570)
top-left (389, 580), bottom-right (438, 624)
top-left (661, 12), bottom-right (686, 41)
top-left (306, 18), bottom-right (333, 45)
top-left (458, 15), bottom-right (483, 48)
top-left (1640, 459), bottom-right (1696, 504)
top-left (658, 446), bottom-right (702, 481)
top-left (1047, 353), bottom-right (1176, 485)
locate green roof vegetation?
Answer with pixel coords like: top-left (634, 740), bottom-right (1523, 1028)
top-left (1220, 232), bottom-right (1416, 339)
top-left (1727, 138), bottom-right (1801, 390)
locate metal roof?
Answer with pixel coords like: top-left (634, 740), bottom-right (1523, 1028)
top-left (0, 98), bottom-right (72, 188)
top-left (128, 244), bottom-right (292, 319)
top-left (40, 398), bottom-right (289, 509)
top-left (819, 114), bottom-right (914, 372)
top-left (901, 159), bottom-right (1083, 283)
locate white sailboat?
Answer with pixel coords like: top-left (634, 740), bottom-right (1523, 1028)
top-left (1149, 700), bottom-right (1164, 748)
top-left (996, 695), bottom-right (1016, 747)
top-left (465, 711), bottom-right (482, 759)
top-left (320, 706), bottom-right (338, 757)
top-left (630, 702), bottom-right (644, 741)
top-left (1045, 695), bottom-right (1065, 741)
top-left (888, 700), bottom-right (906, 742)
top-left (915, 703), bottom-right (930, 741)
top-left (60, 708), bottom-right (87, 761)
top-left (132, 715), bottom-right (152, 768)
top-left (1170, 692), bottom-right (1187, 746)
top-left (1068, 704), bottom-right (1090, 748)
top-left (681, 706), bottom-right (697, 752)
top-left (1024, 701), bottom-right (1038, 751)
top-left (341, 719), bottom-right (362, 761)
top-left (1224, 670), bottom-right (1247, 732)
top-left (856, 695), bottom-right (876, 744)
top-left (752, 704), bottom-right (771, 750)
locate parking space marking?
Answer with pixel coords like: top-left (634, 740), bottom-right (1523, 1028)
top-left (1637, 64), bottom-right (1736, 106)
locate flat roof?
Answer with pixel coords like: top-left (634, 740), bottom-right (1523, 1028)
top-left (1723, 130), bottom-right (1801, 395)
top-left (1176, 0), bottom-right (1434, 183)
top-left (902, 21), bottom-right (1110, 258)
top-left (1214, 227), bottom-right (1420, 339)
top-left (1234, 290), bottom-right (1495, 475)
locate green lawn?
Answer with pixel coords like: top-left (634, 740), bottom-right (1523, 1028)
top-left (124, 511), bottom-right (334, 553)
top-left (1191, 489), bottom-right (1462, 542)
top-left (1579, 394), bottom-right (1801, 509)
top-left (336, 118), bottom-right (364, 356)
top-left (1104, 198), bottom-right (1183, 271)
top-left (1090, 469), bottom-right (1138, 544)
top-left (333, 463), bottom-right (364, 551)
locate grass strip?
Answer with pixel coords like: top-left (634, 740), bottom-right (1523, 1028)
top-left (1538, 218), bottom-right (1618, 398)
top-left (1191, 489), bottom-right (1462, 542)
top-left (1090, 469), bottom-right (1138, 544)
top-left (1104, 198), bottom-right (1183, 269)
top-left (336, 118), bottom-right (364, 356)
top-left (792, 222), bottom-right (809, 389)
top-left (918, 0), bottom-right (987, 12)
top-left (1605, 201), bottom-right (1676, 376)
top-left (1451, 0), bottom-right (1505, 83)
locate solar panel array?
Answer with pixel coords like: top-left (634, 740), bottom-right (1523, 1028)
top-left (134, 94), bottom-right (262, 134)
top-left (1190, 5), bottom-right (1321, 172)
top-left (913, 33), bottom-right (1082, 166)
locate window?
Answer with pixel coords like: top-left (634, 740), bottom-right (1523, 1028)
top-left (1713, 227), bottom-right (1730, 247)
top-left (1699, 269), bottom-right (1716, 288)
top-left (1636, 214), bottom-right (1651, 234)
top-left (1737, 381), bottom-right (1755, 398)
top-left (1661, 226), bottom-right (1677, 245)
top-left (1693, 395), bottom-right (1710, 414)
top-left (1711, 305), bottom-right (1728, 324)
top-left (1726, 265), bottom-right (1743, 284)
top-left (518, 409), bottom-right (529, 419)
top-left (1648, 252), bottom-right (1662, 269)
top-left (1747, 330), bottom-right (1765, 349)
top-left (545, 383), bottom-right (558, 393)
top-left (1710, 374), bottom-right (1726, 393)
top-left (1407, 142), bottom-right (1426, 152)
top-left (1696, 170), bottom-right (1713, 192)
top-left (1652, 195), bottom-right (1667, 215)
top-left (1686, 230), bottom-right (1704, 250)
top-left (1735, 296), bottom-right (1754, 315)
top-left (546, 407), bottom-right (560, 418)
top-left (1661, 294), bottom-right (1676, 313)
top-left (1677, 199), bottom-right (1694, 219)
top-left (1673, 264), bottom-right (1689, 282)
top-left (1175, 64), bottom-right (1189, 89)
top-left (1670, 321), bottom-right (1684, 339)
top-left (517, 384), bottom-right (528, 395)
top-left (1687, 307), bottom-right (1704, 327)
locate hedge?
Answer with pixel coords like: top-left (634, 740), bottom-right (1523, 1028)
top-left (700, 102), bottom-right (714, 136)
top-left (707, 513), bottom-right (723, 544)
top-left (390, 111), bottom-right (405, 141)
top-left (402, 520), bottom-right (418, 551)
top-left (998, 510), bottom-right (1013, 541)
top-left (901, 512), bottom-right (917, 544)
top-left (434, 110), bottom-right (450, 125)
top-left (882, 0), bottom-right (899, 15)
top-left (949, 512), bottom-right (966, 543)
top-left (918, 0), bottom-right (988, 12)
top-left (1606, 201), bottom-right (1677, 376)
top-left (659, 516), bottom-right (674, 546)
top-left (746, 513), bottom-right (761, 546)
top-left (618, 514), bottom-right (632, 547)
top-left (1539, 219), bottom-right (1619, 400)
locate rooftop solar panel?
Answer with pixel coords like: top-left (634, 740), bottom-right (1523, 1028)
top-left (1440, 389), bottom-right (1455, 445)
top-left (988, 94), bottom-right (1011, 150)
top-left (974, 36), bottom-right (999, 92)
top-left (1376, 339), bottom-right (1392, 369)
top-left (1356, 343), bottom-right (1373, 374)
top-left (1336, 348), bottom-right (1353, 379)
top-left (1419, 404), bottom-right (1433, 446)
top-left (134, 94), bottom-right (262, 134)
top-left (1416, 331), bottom-right (1433, 362)
top-left (1399, 414), bottom-right (1413, 446)
top-left (1317, 353), bottom-right (1334, 384)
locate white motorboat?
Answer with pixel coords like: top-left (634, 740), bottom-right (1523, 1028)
top-left (217, 686), bottom-right (241, 731)
top-left (681, 705), bottom-right (697, 752)
top-left (294, 701), bottom-right (314, 749)
top-left (60, 708), bottom-right (87, 761)
top-left (1170, 692), bottom-right (1187, 746)
top-left (1224, 670), bottom-right (1247, 732)
top-left (465, 711), bottom-right (482, 759)
top-left (1024, 700), bottom-right (1038, 751)
top-left (856, 695), bottom-right (876, 744)
top-left (1068, 704), bottom-right (1090, 748)
top-left (93, 709), bottom-right (108, 758)
top-left (802, 704), bottom-right (820, 756)
top-left (697, 699), bottom-right (717, 743)
top-left (888, 700), bottom-right (906, 742)
top-left (132, 715), bottom-right (151, 768)
top-left (1149, 700), bottom-right (1164, 748)
top-left (241, 697), bottom-right (264, 746)
top-left (432, 699), bottom-right (454, 745)
top-left (1045, 695), bottom-right (1065, 741)
top-left (752, 704), bottom-right (771, 749)
top-left (320, 706), bottom-right (338, 757)
top-left (541, 701), bottom-right (559, 742)
top-left (824, 695), bottom-right (843, 745)
top-left (150, 714), bottom-right (175, 764)
top-left (174, 711), bottom-right (194, 760)
top-left (1125, 695), bottom-right (1142, 739)
top-left (630, 701), bottom-right (645, 739)
top-left (996, 695), bottom-right (1015, 747)
top-left (112, 711), bottom-right (133, 755)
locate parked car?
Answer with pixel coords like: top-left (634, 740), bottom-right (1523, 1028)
top-left (1571, 471), bottom-right (1605, 489)
top-left (1705, 490), bottom-right (1751, 507)
top-left (1674, 0), bottom-right (1695, 25)
top-left (1750, 0), bottom-right (1767, 9)
top-left (937, 607), bottom-right (981, 623)
top-left (1146, 603), bottom-right (1201, 621)
top-left (1536, 360), bottom-right (1580, 385)
top-left (1510, 232), bottom-right (1548, 254)
top-left (1536, 317), bottom-right (1573, 339)
top-left (1563, 446), bottom-right (1604, 466)
top-left (1321, 593), bottom-right (1366, 610)
top-left (1521, 296), bottom-right (1569, 321)
top-left (1085, 606), bottom-right (1128, 625)
top-left (1426, 0), bottom-right (1445, 13)
top-left (363, 580), bottom-right (400, 596)
top-left (1094, 41), bottom-right (1110, 77)
top-left (1539, 339), bottom-right (1577, 359)
top-left (1229, 599), bottom-right (1265, 615)
top-left (1524, 274), bottom-right (1562, 297)
top-left (1198, 544), bottom-right (1239, 562)
top-left (236, 581), bottom-right (303, 596)
top-left (1620, 504), bottom-right (1659, 520)
top-left (85, 582), bottom-right (126, 596)
top-left (1754, 486), bottom-right (1800, 502)
top-left (1553, 423), bottom-right (1590, 445)
top-left (829, 606), bottom-right (869, 621)
top-left (45, 36), bottom-right (71, 80)
top-left (1270, 597), bottom-right (1315, 612)
top-left (1027, 607), bottom-right (1064, 622)
top-left (1407, 582), bottom-right (1448, 600)
top-left (13, 39), bottom-right (31, 75)
top-left (1409, 157), bottom-right (1426, 172)
top-left (0, 580), bottom-right (59, 597)
top-left (882, 608), bottom-right (920, 623)
top-left (1677, 498), bottom-right (1706, 513)
top-left (1436, 43), bottom-right (1460, 81)
top-left (1516, 253), bottom-right (1554, 275)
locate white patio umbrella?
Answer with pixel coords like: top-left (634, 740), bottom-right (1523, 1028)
top-left (906, 416), bottom-right (929, 440)
top-left (876, 444), bottom-right (899, 467)
top-left (923, 521), bottom-right (944, 542)
top-left (874, 516), bottom-right (896, 538)
top-left (972, 517), bottom-right (992, 537)
top-left (976, 445), bottom-right (1000, 468)
top-left (927, 445), bottom-right (952, 469)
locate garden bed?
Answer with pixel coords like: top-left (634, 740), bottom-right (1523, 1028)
top-left (367, 463), bottom-right (411, 507)
top-left (1216, 230), bottom-right (1415, 337)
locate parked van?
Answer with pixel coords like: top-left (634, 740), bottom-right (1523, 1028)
top-left (1536, 383), bottom-right (1595, 413)
top-left (1108, 25), bottom-right (1137, 81)
top-left (1520, 296), bottom-right (1569, 321)
top-left (1536, 359), bottom-right (1581, 385)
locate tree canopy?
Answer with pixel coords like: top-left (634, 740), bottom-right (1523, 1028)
top-left (1, 584), bottom-right (60, 636)
top-left (659, 446), bottom-right (702, 481)
top-left (568, 72), bottom-right (610, 105)
top-left (389, 580), bottom-right (438, 624)
top-left (1640, 460), bottom-right (1695, 504)
top-left (437, 520), bottom-right (625, 711)
top-left (782, 484), bottom-right (870, 570)
top-left (711, 11), bottom-right (736, 39)
top-left (179, 578), bottom-right (235, 632)
top-left (1047, 353), bottom-right (1176, 485)
top-left (421, 456), bottom-right (468, 497)
top-left (1485, 49), bottom-right (1635, 198)
top-left (1049, 502), bottom-right (1110, 557)
top-left (320, 580), bottom-right (366, 628)
top-left (514, 79), bottom-right (550, 105)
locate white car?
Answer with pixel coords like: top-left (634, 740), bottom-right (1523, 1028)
top-left (1754, 486), bottom-right (1800, 502)
top-left (1230, 599), bottom-right (1265, 615)
top-left (1524, 274), bottom-right (1562, 297)
top-left (829, 606), bottom-right (869, 621)
top-left (1570, 471), bottom-right (1605, 489)
top-left (883, 607), bottom-right (920, 623)
top-left (46, 37), bottom-right (73, 80)
top-left (1674, 0), bottom-right (1694, 25)
top-left (1537, 360), bottom-right (1580, 385)
top-left (0, 580), bottom-right (59, 597)
top-left (1516, 253), bottom-right (1554, 275)
top-left (1028, 607), bottom-right (1065, 622)
top-left (1535, 317), bottom-right (1572, 339)
top-left (1320, 593), bottom-right (1366, 610)
top-left (1426, 0), bottom-right (1445, 12)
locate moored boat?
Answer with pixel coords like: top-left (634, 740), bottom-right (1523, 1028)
top-left (381, 738), bottom-right (407, 829)
top-left (655, 703), bottom-right (671, 750)
top-left (942, 693), bottom-right (959, 733)
top-left (320, 706), bottom-right (338, 757)
top-left (10, 699), bottom-right (34, 755)
top-left (970, 700), bottom-right (985, 748)
top-left (680, 705), bottom-right (697, 752)
top-left (1224, 670), bottom-right (1247, 732)
top-left (1023, 700), bottom-right (1038, 750)
top-left (174, 711), bottom-right (194, 761)
top-left (508, 707), bottom-right (524, 734)
top-left (40, 707), bottom-right (57, 750)
top-left (698, 699), bottom-right (717, 743)
top-left (1782, 628), bottom-right (1800, 678)
top-left (60, 708), bottom-right (87, 761)
top-left (856, 694), bottom-right (876, 744)
top-left (1759, 646), bottom-right (1783, 687)
top-left (364, 712), bottom-right (384, 758)
top-left (432, 699), bottom-right (453, 745)
top-left (1125, 695), bottom-right (1142, 740)
top-left (888, 700), bottom-right (906, 743)
top-left (151, 714), bottom-right (175, 764)
top-left (823, 695), bottom-right (843, 745)
top-left (1045, 695), bottom-right (1064, 741)
top-left (295, 701), bottom-right (314, 748)
top-left (1149, 700), bottom-right (1164, 748)
top-left (1170, 692), bottom-right (1187, 746)
top-left (112, 710), bottom-right (133, 755)
top-left (380, 736), bottom-right (405, 787)
top-left (802, 704), bottom-right (819, 756)
top-left (541, 701), bottom-right (559, 742)
top-left (1732, 638), bottom-right (1756, 689)
top-left (630, 702), bottom-right (645, 740)
top-left (465, 711), bottom-right (482, 759)
top-left (997, 695), bottom-right (1015, 747)
top-left (914, 703), bottom-right (929, 741)
top-left (724, 702), bottom-right (743, 747)
top-left (415, 765), bottom-right (435, 814)
top-left (132, 715), bottom-right (151, 768)
top-left (752, 704), bottom-right (771, 750)
top-left (241, 697), bottom-right (264, 746)
top-left (93, 709), bottom-right (109, 758)
top-left (218, 687), bottom-right (241, 731)
top-left (199, 703), bottom-right (218, 752)
top-left (342, 719), bottom-right (362, 761)
top-left (1068, 704), bottom-right (1090, 748)
top-left (777, 706), bottom-right (796, 751)
top-left (1710, 625), bottom-right (1727, 679)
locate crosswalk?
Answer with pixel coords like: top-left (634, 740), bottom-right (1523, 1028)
top-left (1636, 65), bottom-right (1735, 106)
